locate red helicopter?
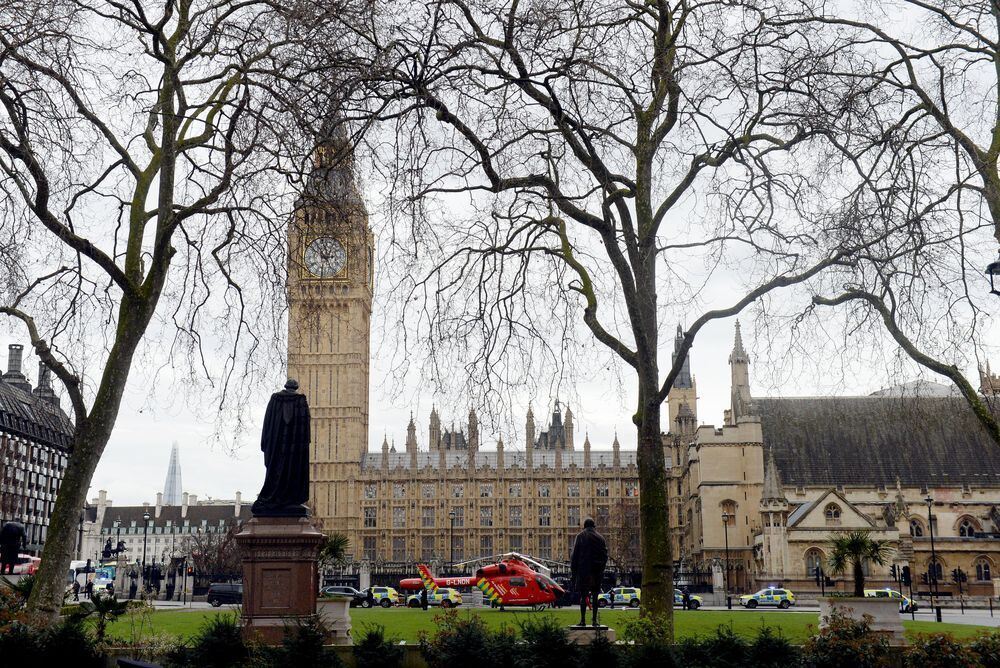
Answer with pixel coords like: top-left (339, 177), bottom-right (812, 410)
top-left (399, 553), bottom-right (565, 608)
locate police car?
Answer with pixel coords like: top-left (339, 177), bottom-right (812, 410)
top-left (673, 591), bottom-right (704, 610)
top-left (864, 588), bottom-right (917, 613)
top-left (406, 588), bottom-right (463, 608)
top-left (597, 587), bottom-right (641, 608)
top-left (739, 587), bottom-right (795, 609)
top-left (367, 586), bottom-right (403, 608)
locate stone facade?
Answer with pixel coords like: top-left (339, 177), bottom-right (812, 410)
top-left (0, 344), bottom-right (74, 553)
top-left (290, 130), bottom-right (1000, 596)
top-left (671, 326), bottom-right (1000, 597)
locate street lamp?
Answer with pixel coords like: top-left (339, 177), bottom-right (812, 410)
top-left (448, 510), bottom-right (456, 571)
top-left (986, 251), bottom-right (1000, 295)
top-left (142, 511), bottom-right (151, 593)
top-left (925, 495), bottom-right (942, 623)
top-left (722, 511), bottom-right (732, 610)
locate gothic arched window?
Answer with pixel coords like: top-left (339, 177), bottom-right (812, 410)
top-left (824, 503), bottom-right (842, 522)
top-left (909, 519), bottom-right (924, 537)
top-left (975, 558), bottom-right (993, 582)
top-left (805, 548), bottom-right (823, 576)
top-left (958, 518), bottom-right (977, 538)
top-left (928, 558), bottom-right (943, 582)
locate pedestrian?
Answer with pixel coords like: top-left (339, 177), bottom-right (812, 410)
top-left (682, 587), bottom-right (690, 610)
top-left (570, 517), bottom-right (609, 627)
top-left (128, 580), bottom-right (138, 600)
top-left (84, 580), bottom-right (93, 600)
top-left (72, 580), bottom-right (80, 602)
top-left (420, 587), bottom-right (429, 611)
top-left (366, 587), bottom-right (374, 608)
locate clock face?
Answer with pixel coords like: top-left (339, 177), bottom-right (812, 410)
top-left (304, 236), bottom-right (347, 278)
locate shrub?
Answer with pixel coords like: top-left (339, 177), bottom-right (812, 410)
top-left (0, 618), bottom-right (104, 667)
top-left (517, 615), bottom-right (580, 668)
top-left (579, 633), bottom-right (621, 668)
top-left (674, 626), bottom-right (749, 667)
top-left (353, 624), bottom-right (405, 668)
top-left (905, 633), bottom-right (980, 668)
top-left (620, 616), bottom-right (674, 668)
top-left (802, 610), bottom-right (890, 668)
top-left (167, 613), bottom-right (252, 668)
top-left (969, 630), bottom-right (1000, 667)
top-left (749, 625), bottom-right (801, 668)
top-left (420, 609), bottom-right (522, 668)
top-left (278, 615), bottom-right (342, 668)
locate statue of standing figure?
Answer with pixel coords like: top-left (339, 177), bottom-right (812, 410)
top-left (251, 379), bottom-right (312, 517)
top-left (571, 517), bottom-right (609, 627)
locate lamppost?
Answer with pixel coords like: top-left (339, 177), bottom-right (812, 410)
top-left (112, 517), bottom-right (121, 593)
top-left (142, 511), bottom-right (151, 593)
top-left (986, 251), bottom-right (1000, 295)
top-left (925, 495), bottom-right (942, 623)
top-left (77, 510), bottom-right (85, 559)
top-left (722, 511), bottom-right (732, 610)
top-left (448, 510), bottom-right (456, 572)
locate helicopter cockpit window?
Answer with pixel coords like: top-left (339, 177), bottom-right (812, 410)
top-left (509, 577), bottom-right (526, 587)
top-left (536, 578), bottom-right (548, 592)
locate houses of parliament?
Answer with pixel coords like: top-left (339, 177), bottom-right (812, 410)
top-left (289, 126), bottom-right (1000, 595)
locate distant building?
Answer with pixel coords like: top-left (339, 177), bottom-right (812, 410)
top-left (669, 325), bottom-right (1000, 597)
top-left (81, 489), bottom-right (250, 567)
top-left (163, 442), bottom-right (182, 506)
top-left (0, 344), bottom-right (74, 554)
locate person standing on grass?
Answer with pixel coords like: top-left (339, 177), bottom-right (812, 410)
top-left (420, 587), bottom-right (429, 610)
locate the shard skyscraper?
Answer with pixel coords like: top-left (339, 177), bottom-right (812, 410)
top-left (163, 442), bottom-right (182, 506)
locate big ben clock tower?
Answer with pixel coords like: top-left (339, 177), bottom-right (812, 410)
top-left (287, 123), bottom-right (373, 543)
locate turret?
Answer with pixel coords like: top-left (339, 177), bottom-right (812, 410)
top-left (406, 413), bottom-right (418, 453)
top-left (381, 435), bottom-right (389, 471)
top-left (583, 432), bottom-right (592, 468)
top-left (468, 408), bottom-right (479, 455)
top-left (612, 432), bottom-right (621, 468)
top-left (429, 406), bottom-right (441, 450)
top-left (32, 361), bottom-right (59, 406)
top-left (525, 405), bottom-right (535, 468)
top-left (564, 405), bottom-right (575, 450)
top-left (729, 321), bottom-right (752, 425)
top-left (496, 437), bottom-right (505, 469)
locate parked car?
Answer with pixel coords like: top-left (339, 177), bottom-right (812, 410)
top-left (206, 582), bottom-right (243, 607)
top-left (11, 554), bottom-right (40, 575)
top-left (864, 588), bottom-right (917, 613)
top-left (673, 591), bottom-right (704, 610)
top-left (406, 588), bottom-right (463, 608)
top-left (321, 585), bottom-right (367, 607)
top-left (739, 588), bottom-right (795, 609)
top-left (598, 587), bottom-right (641, 608)
top-left (368, 586), bottom-right (402, 608)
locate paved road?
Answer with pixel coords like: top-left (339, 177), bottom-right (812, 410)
top-left (699, 604), bottom-right (1000, 626)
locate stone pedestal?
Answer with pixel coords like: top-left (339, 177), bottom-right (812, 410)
top-left (567, 625), bottom-right (617, 644)
top-left (316, 596), bottom-right (353, 645)
top-left (235, 516), bottom-right (324, 644)
top-left (819, 597), bottom-right (906, 646)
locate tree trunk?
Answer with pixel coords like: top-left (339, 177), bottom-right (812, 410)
top-left (636, 398), bottom-right (673, 631)
top-left (28, 306), bottom-right (150, 618)
top-left (853, 558), bottom-right (865, 598)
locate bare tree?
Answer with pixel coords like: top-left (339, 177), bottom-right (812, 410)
top-left (341, 0), bottom-right (885, 627)
top-left (790, 1), bottom-right (1000, 442)
top-left (0, 0), bottom-right (357, 617)
top-left (188, 524), bottom-right (241, 585)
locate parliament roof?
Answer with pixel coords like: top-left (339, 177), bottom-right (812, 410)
top-left (757, 396), bottom-right (1000, 487)
top-left (0, 376), bottom-right (73, 450)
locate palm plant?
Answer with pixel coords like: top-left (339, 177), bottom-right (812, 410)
top-left (318, 533), bottom-right (350, 569)
top-left (827, 530), bottom-right (894, 597)
top-left (79, 591), bottom-right (130, 643)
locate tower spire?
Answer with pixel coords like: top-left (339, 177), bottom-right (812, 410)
top-left (761, 448), bottom-right (784, 502)
top-left (163, 442), bottom-right (182, 506)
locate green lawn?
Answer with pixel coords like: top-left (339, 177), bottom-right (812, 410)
top-left (105, 606), bottom-right (995, 644)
